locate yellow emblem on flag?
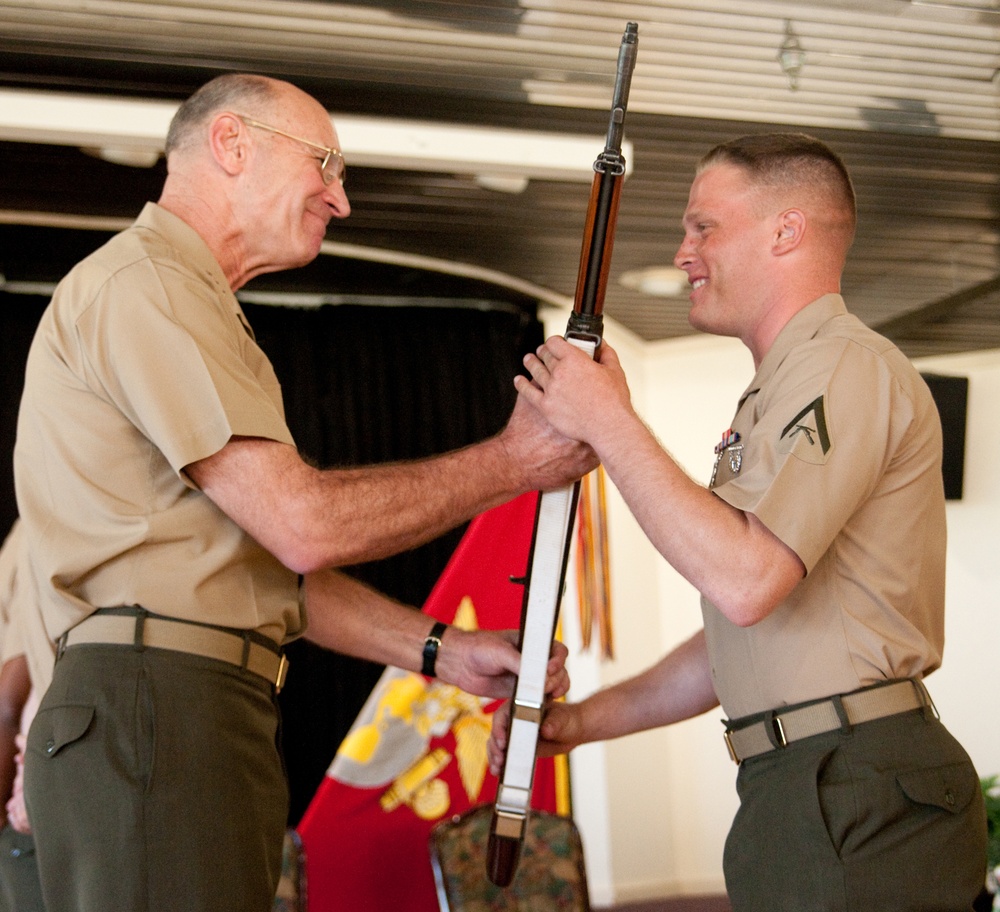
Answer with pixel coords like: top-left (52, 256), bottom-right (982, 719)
top-left (329, 596), bottom-right (493, 820)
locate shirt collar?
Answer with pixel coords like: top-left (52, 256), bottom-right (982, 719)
top-left (135, 202), bottom-right (233, 299)
top-left (737, 294), bottom-right (846, 409)
top-left (136, 202), bottom-right (255, 338)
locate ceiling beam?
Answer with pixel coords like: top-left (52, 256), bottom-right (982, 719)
top-left (0, 87), bottom-right (628, 184)
top-left (874, 273), bottom-right (1000, 335)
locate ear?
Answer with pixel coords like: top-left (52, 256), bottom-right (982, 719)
top-left (773, 208), bottom-right (805, 255)
top-left (208, 113), bottom-right (247, 176)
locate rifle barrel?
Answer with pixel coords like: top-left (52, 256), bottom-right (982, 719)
top-left (570, 21), bottom-right (637, 329)
top-left (604, 21), bottom-right (638, 159)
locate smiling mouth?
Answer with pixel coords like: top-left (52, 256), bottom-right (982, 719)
top-left (692, 278), bottom-right (707, 290)
top-left (307, 213), bottom-right (331, 239)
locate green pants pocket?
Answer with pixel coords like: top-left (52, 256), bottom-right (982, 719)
top-left (896, 761), bottom-right (978, 815)
top-left (27, 704), bottom-right (95, 759)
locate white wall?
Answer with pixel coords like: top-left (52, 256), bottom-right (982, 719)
top-left (911, 348), bottom-right (1000, 778)
top-left (542, 304), bottom-right (1000, 905)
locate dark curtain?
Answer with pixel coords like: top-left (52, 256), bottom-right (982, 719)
top-left (0, 292), bottom-right (542, 827)
top-left (245, 301), bottom-right (542, 825)
top-left (0, 294), bottom-right (49, 536)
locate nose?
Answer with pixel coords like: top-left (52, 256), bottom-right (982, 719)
top-left (673, 235), bottom-right (694, 271)
top-left (324, 180), bottom-right (351, 219)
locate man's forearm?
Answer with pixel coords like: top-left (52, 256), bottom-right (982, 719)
top-left (191, 434), bottom-right (525, 574)
top-left (302, 569), bottom-right (524, 701)
top-left (595, 415), bottom-right (804, 626)
top-left (189, 399), bottom-right (595, 575)
top-left (517, 337), bottom-right (802, 625)
top-left (577, 629), bottom-right (718, 742)
top-left (301, 569), bottom-right (440, 670)
top-left (305, 435), bottom-right (529, 567)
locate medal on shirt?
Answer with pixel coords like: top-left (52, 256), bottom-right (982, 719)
top-left (710, 428), bottom-right (743, 487)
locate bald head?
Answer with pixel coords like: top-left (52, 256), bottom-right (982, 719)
top-left (698, 133), bottom-right (857, 262)
top-left (156, 73), bottom-right (350, 290)
top-left (165, 74), bottom-right (286, 161)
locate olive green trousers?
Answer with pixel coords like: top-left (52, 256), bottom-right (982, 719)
top-left (24, 644), bottom-right (288, 912)
top-left (724, 707), bottom-right (988, 912)
top-left (0, 826), bottom-right (44, 912)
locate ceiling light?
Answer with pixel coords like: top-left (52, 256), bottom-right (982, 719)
top-left (82, 146), bottom-right (163, 168)
top-left (473, 174), bottom-right (531, 194)
top-left (335, 116), bottom-right (626, 183)
top-left (0, 88), bottom-right (627, 184)
top-left (619, 266), bottom-right (689, 297)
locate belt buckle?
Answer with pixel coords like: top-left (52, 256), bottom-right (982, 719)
top-left (274, 653), bottom-right (289, 693)
top-left (769, 711), bottom-right (788, 749)
top-left (723, 730), bottom-right (740, 764)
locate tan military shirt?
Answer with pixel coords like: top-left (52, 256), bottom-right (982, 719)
top-left (0, 523), bottom-right (15, 664)
top-left (0, 521), bottom-right (56, 693)
top-left (703, 294), bottom-right (946, 719)
top-left (14, 203), bottom-right (303, 645)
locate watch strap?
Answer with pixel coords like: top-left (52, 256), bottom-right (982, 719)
top-left (421, 621), bottom-right (447, 677)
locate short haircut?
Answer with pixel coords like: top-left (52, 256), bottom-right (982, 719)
top-left (165, 74), bottom-right (280, 158)
top-left (699, 132), bottom-right (857, 242)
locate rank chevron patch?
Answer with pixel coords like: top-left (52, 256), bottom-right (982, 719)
top-left (779, 395), bottom-right (832, 461)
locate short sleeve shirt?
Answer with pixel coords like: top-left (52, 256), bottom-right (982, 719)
top-left (14, 203), bottom-right (303, 644)
top-left (0, 523), bottom-right (16, 664)
top-left (703, 295), bottom-right (946, 719)
top-left (0, 522), bottom-right (56, 693)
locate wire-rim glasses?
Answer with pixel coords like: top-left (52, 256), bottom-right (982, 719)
top-left (238, 115), bottom-right (346, 186)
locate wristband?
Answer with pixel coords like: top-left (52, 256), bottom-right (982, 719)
top-left (421, 621), bottom-right (448, 677)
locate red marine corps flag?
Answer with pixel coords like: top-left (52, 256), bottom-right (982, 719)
top-left (297, 492), bottom-right (561, 912)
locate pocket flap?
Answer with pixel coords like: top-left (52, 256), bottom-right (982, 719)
top-left (30, 704), bottom-right (95, 759)
top-left (896, 762), bottom-right (977, 815)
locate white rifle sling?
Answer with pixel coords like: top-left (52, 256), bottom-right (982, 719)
top-left (493, 335), bottom-right (597, 837)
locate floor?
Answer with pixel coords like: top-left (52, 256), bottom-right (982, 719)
top-left (604, 897), bottom-right (732, 912)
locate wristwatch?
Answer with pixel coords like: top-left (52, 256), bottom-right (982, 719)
top-left (421, 621), bottom-right (448, 677)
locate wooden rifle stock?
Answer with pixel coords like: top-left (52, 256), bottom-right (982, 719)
top-left (487, 20), bottom-right (638, 889)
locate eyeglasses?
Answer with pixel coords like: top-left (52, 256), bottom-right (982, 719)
top-left (238, 115), bottom-right (346, 186)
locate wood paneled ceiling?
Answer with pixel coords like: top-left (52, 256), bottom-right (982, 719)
top-left (0, 0), bottom-right (998, 357)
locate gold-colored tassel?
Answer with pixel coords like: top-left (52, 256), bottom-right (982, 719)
top-left (595, 464), bottom-right (613, 659)
top-left (575, 466), bottom-right (613, 659)
top-left (576, 472), bottom-right (593, 650)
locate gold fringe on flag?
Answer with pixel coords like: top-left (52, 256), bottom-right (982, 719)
top-left (553, 751), bottom-right (573, 817)
top-left (575, 465), bottom-right (614, 659)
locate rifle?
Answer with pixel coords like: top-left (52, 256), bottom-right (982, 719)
top-left (486, 20), bottom-right (638, 888)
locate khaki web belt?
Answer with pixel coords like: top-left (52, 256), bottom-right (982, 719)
top-left (60, 610), bottom-right (288, 692)
top-left (723, 678), bottom-right (936, 764)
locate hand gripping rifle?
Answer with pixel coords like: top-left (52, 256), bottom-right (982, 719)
top-left (486, 21), bottom-right (638, 888)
